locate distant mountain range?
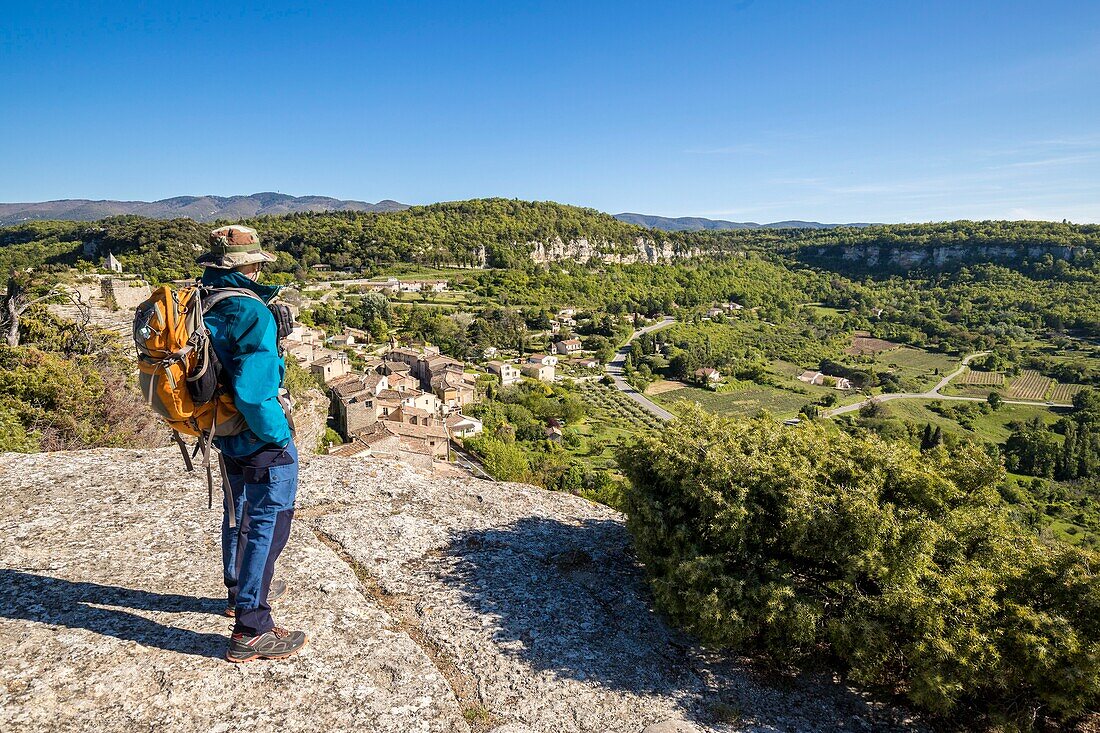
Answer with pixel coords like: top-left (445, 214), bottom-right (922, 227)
top-left (0, 193), bottom-right (872, 231)
top-left (0, 193), bottom-right (409, 226)
top-left (613, 212), bottom-right (874, 231)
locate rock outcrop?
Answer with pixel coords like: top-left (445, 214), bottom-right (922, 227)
top-left (800, 243), bottom-right (1084, 269)
top-left (527, 237), bottom-right (706, 265)
top-left (1, 449), bottom-right (924, 732)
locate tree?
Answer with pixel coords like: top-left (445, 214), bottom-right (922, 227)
top-left (358, 291), bottom-right (390, 324)
top-left (987, 391), bottom-right (1003, 410)
top-left (619, 407), bottom-right (1100, 725)
top-left (0, 273), bottom-right (89, 348)
top-left (476, 437), bottom-right (530, 481)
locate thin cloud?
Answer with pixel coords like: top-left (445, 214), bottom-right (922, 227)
top-left (988, 153), bottom-right (1099, 170)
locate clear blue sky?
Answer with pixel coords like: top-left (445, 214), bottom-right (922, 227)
top-left (2, 1), bottom-right (1099, 222)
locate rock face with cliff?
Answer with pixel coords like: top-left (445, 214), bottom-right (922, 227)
top-left (798, 243), bottom-right (1085, 270)
top-left (527, 237), bottom-right (706, 265)
top-left (1, 448), bottom-right (923, 732)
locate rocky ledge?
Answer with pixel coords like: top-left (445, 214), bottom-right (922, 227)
top-left (0, 448), bottom-right (924, 732)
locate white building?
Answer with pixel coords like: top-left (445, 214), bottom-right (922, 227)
top-left (527, 353), bottom-right (558, 367)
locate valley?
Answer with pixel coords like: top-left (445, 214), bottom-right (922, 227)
top-left (2, 200), bottom-right (1099, 728)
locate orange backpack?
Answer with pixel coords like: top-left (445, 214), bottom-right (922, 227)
top-left (133, 284), bottom-right (260, 514)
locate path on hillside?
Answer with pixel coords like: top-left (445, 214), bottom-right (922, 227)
top-left (823, 352), bottom-right (1075, 417)
top-left (605, 317), bottom-right (677, 421)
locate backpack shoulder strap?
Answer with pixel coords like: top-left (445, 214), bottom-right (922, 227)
top-left (199, 287), bottom-right (266, 314)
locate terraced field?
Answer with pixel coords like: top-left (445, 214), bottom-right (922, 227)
top-left (1006, 370), bottom-right (1053, 400)
top-left (959, 369), bottom-right (1005, 387)
top-left (1050, 382), bottom-right (1085, 403)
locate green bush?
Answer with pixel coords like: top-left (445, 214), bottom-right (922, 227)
top-left (0, 346), bottom-right (164, 452)
top-left (619, 406), bottom-right (1099, 726)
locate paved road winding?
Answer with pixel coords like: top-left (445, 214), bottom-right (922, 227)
top-left (605, 317), bottom-right (677, 421)
top-left (824, 351), bottom-right (1074, 417)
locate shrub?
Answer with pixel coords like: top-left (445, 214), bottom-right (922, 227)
top-left (0, 345), bottom-right (164, 452)
top-left (619, 406), bottom-right (1099, 726)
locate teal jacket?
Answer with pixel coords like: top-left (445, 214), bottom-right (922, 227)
top-left (200, 269), bottom-right (291, 457)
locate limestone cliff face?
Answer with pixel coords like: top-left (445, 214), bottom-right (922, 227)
top-left (527, 237), bottom-right (706, 265)
top-left (803, 243), bottom-right (1083, 269)
top-left (0, 449), bottom-right (923, 733)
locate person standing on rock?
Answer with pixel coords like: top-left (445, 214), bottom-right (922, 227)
top-left (196, 225), bottom-right (308, 662)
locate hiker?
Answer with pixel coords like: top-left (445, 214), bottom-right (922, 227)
top-left (195, 225), bottom-right (308, 662)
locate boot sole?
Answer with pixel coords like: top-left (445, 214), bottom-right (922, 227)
top-left (225, 636), bottom-right (308, 664)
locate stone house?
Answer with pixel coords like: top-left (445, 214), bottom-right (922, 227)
top-left (311, 353), bottom-right (352, 383)
top-left (431, 371), bottom-right (478, 411)
top-left (422, 354), bottom-right (465, 386)
top-left (694, 367), bottom-right (722, 384)
top-left (522, 363), bottom-right (555, 383)
top-left (389, 405), bottom-right (438, 427)
top-left (798, 370), bottom-right (852, 390)
top-left (487, 360), bottom-right (521, 386)
top-left (330, 371), bottom-right (389, 437)
top-left (554, 339), bottom-right (582, 355)
top-left (284, 340), bottom-right (317, 365)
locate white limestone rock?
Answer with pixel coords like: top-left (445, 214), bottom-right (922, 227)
top-left (0, 448), bottom-right (925, 733)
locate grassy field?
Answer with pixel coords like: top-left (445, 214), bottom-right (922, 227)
top-left (877, 399), bottom-right (1065, 443)
top-left (655, 383), bottom-right (815, 419)
top-left (806, 304), bottom-right (847, 318)
top-left (390, 290), bottom-right (474, 305)
top-left (942, 383), bottom-right (999, 399)
top-left (868, 347), bottom-right (960, 391)
top-left (380, 265), bottom-right (479, 280)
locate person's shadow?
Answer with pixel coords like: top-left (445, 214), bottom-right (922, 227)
top-left (0, 569), bottom-right (228, 659)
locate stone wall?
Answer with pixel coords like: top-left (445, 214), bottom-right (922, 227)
top-left (101, 277), bottom-right (151, 310)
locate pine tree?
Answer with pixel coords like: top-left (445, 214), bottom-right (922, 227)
top-left (1058, 423), bottom-right (1077, 480)
top-left (1079, 424), bottom-right (1094, 478)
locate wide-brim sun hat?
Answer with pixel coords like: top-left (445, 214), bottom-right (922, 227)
top-left (196, 225), bottom-right (278, 269)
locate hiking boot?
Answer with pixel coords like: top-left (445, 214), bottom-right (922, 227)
top-left (225, 626), bottom-right (308, 663)
top-left (223, 578), bottom-right (288, 617)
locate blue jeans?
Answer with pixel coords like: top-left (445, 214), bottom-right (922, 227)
top-left (220, 440), bottom-right (298, 636)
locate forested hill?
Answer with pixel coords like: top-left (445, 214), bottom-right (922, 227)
top-left (0, 199), bottom-right (659, 281)
top-left (2, 198), bottom-right (1099, 284)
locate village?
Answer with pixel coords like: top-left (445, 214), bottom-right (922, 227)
top-left (51, 256), bottom-right (890, 477)
top-left (279, 277), bottom-right (609, 468)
